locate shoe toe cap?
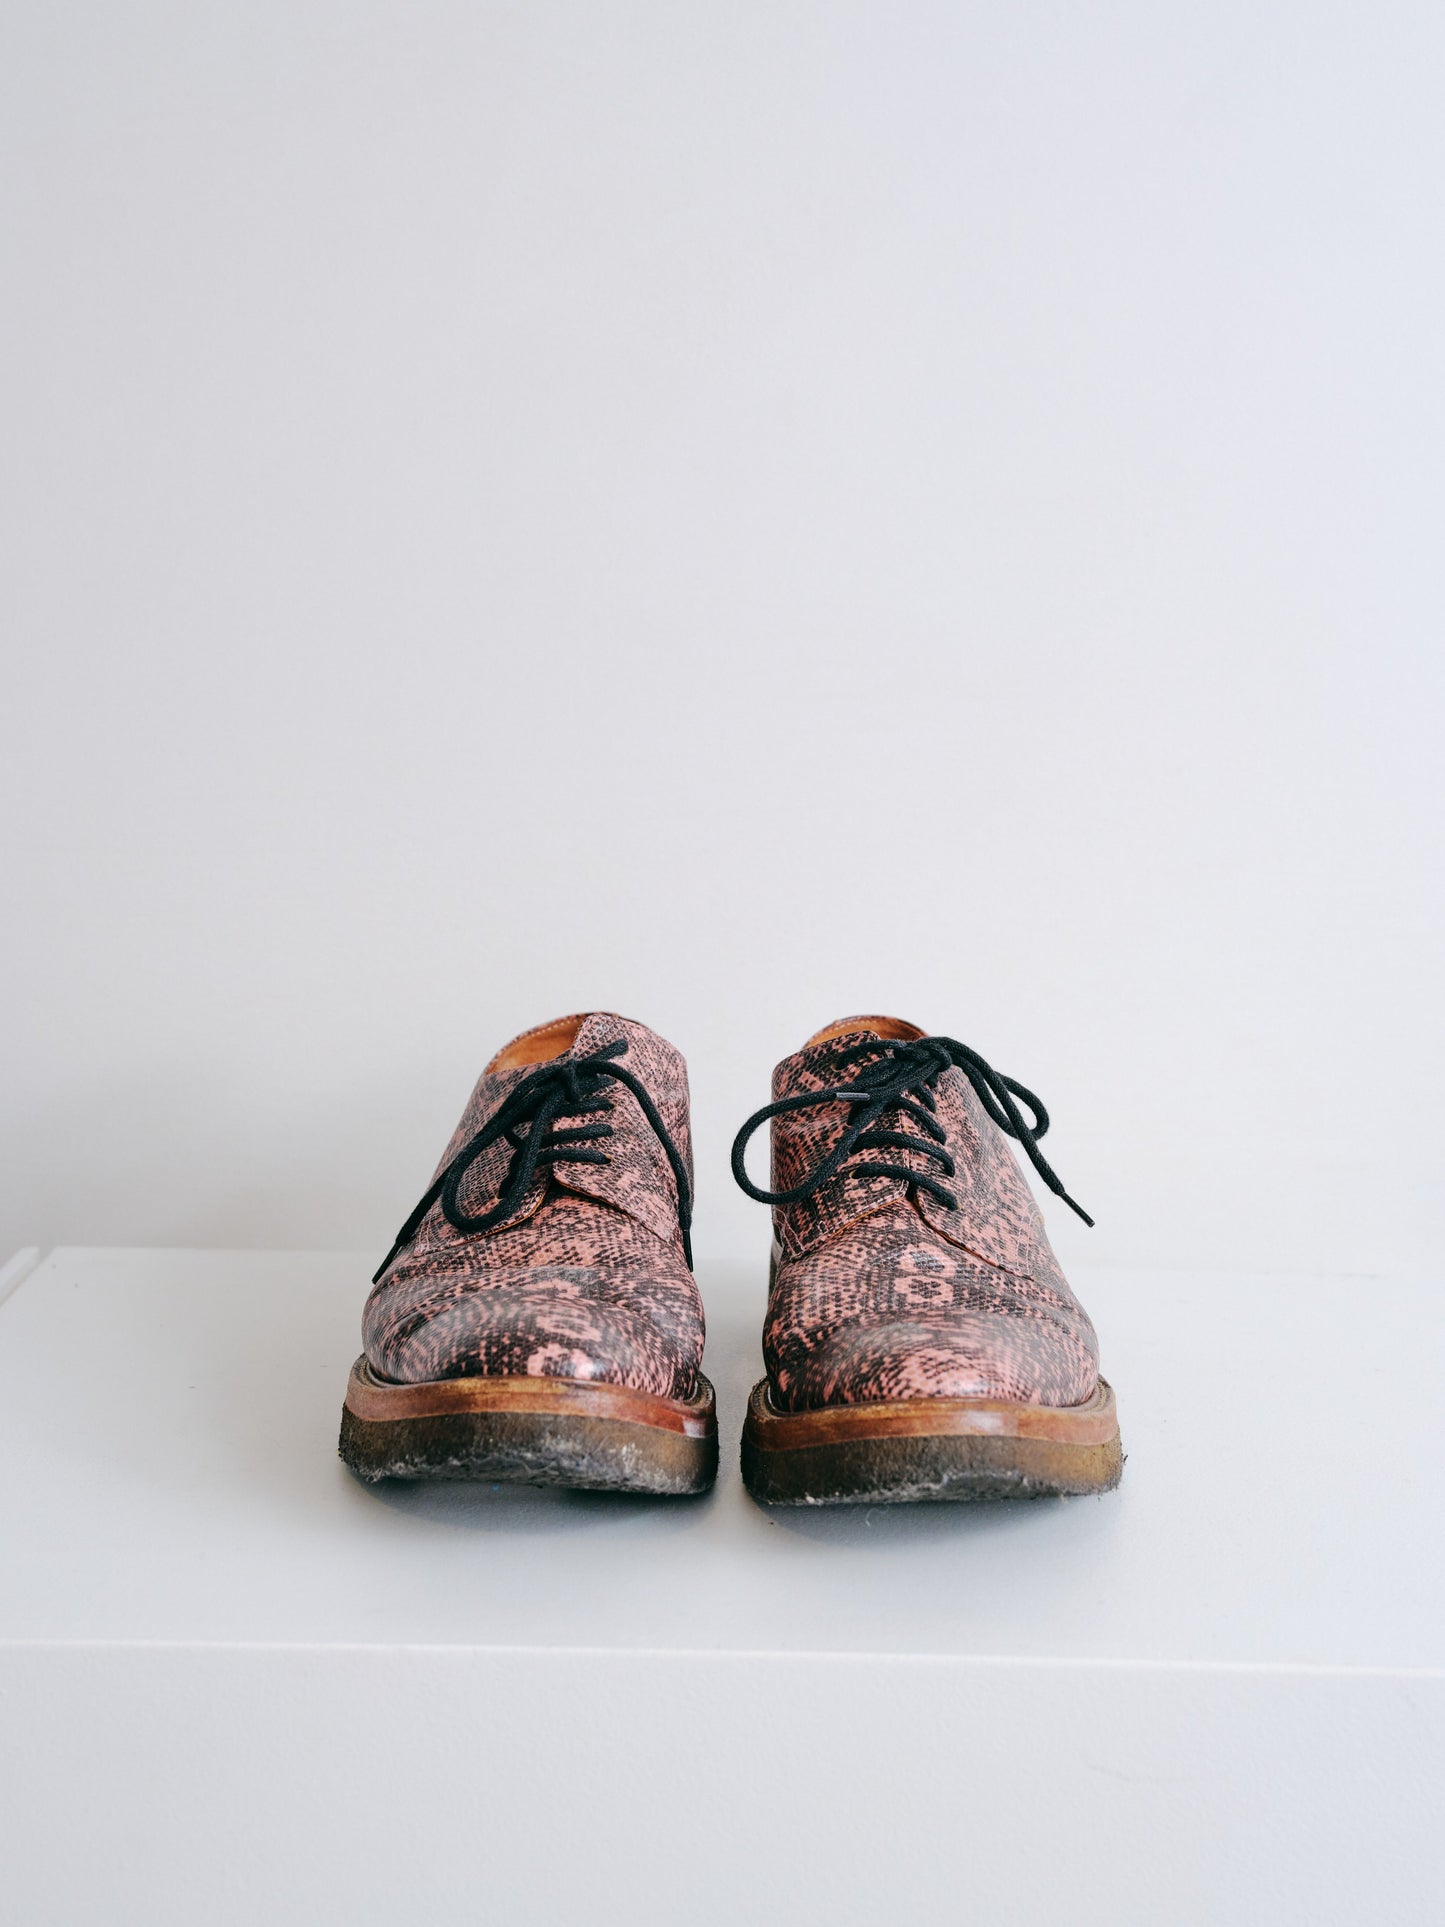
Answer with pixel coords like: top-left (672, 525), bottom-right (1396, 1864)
top-left (777, 1314), bottom-right (1094, 1409)
top-left (365, 1264), bottom-right (701, 1399)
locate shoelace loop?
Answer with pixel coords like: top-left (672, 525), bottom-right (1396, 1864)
top-left (730, 1034), bottom-right (1092, 1226)
top-left (374, 1038), bottom-right (693, 1281)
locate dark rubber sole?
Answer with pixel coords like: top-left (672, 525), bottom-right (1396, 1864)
top-left (338, 1358), bottom-right (718, 1495)
top-left (740, 1376), bottom-right (1123, 1506)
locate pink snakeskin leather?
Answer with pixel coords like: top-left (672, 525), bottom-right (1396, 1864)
top-left (762, 1018), bottom-right (1100, 1409)
top-left (362, 1013), bottom-right (704, 1398)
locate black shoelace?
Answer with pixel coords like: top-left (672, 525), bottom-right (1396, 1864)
top-left (730, 1034), bottom-right (1092, 1226)
top-left (373, 1038), bottom-right (694, 1282)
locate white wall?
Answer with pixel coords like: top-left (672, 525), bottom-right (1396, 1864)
top-left (4, 2), bottom-right (1442, 1278)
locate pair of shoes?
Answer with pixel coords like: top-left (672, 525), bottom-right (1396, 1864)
top-left (338, 1012), bottom-right (1123, 1505)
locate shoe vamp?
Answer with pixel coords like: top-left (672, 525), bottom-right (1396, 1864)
top-left (766, 1204), bottom-right (1099, 1409)
top-left (362, 1195), bottom-right (702, 1396)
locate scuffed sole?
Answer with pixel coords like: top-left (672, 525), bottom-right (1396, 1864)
top-left (741, 1376), bottom-right (1122, 1506)
top-left (339, 1358), bottom-right (718, 1495)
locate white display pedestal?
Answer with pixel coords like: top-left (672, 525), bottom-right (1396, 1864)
top-left (1, 1246), bottom-right (1441, 1925)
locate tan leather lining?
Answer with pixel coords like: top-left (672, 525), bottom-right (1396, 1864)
top-left (804, 1014), bottom-right (925, 1047)
top-left (489, 1013), bottom-right (588, 1071)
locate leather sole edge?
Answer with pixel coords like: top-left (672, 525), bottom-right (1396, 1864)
top-left (741, 1377), bottom-right (1123, 1505)
top-left (339, 1361), bottom-right (719, 1495)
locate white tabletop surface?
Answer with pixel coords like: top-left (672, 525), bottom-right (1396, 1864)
top-left (1, 1246), bottom-right (1440, 1666)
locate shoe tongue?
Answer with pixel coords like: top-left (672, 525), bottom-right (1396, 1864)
top-left (438, 1012), bottom-right (690, 1247)
top-left (568, 1011), bottom-right (638, 1058)
top-left (546, 1013), bottom-right (692, 1246)
top-left (767, 1021), bottom-right (924, 1248)
top-left (774, 1018), bottom-right (924, 1104)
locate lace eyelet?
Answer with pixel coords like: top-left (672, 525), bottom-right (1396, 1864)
top-left (374, 1037), bottom-right (694, 1282)
top-left (729, 1034), bottom-right (1092, 1228)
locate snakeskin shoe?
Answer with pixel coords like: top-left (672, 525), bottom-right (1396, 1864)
top-left (340, 1012), bottom-right (717, 1494)
top-left (730, 1016), bottom-right (1122, 1505)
